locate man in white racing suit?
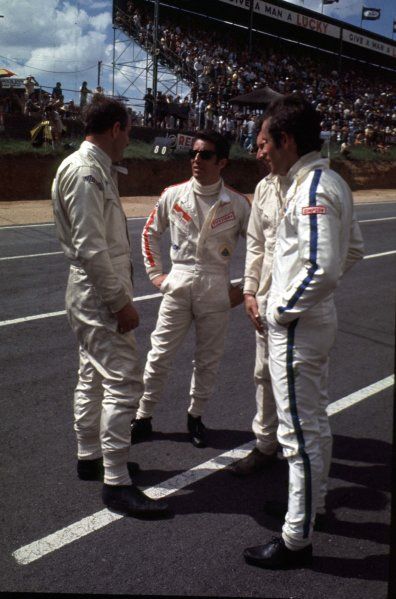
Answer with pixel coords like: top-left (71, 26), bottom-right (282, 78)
top-left (131, 131), bottom-right (251, 447)
top-left (244, 95), bottom-right (364, 569)
top-left (51, 97), bottom-right (168, 517)
top-left (227, 122), bottom-right (285, 476)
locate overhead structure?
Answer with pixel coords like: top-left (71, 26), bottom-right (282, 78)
top-left (230, 86), bottom-right (284, 107)
top-left (111, 0), bottom-right (190, 110)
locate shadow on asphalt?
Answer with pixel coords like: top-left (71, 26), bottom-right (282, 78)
top-left (132, 431), bottom-right (390, 582)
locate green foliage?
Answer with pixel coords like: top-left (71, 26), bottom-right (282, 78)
top-left (0, 137), bottom-right (395, 163)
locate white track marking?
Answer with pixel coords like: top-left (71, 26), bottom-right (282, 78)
top-left (12, 374), bottom-right (393, 565)
top-left (0, 217), bottom-right (147, 231)
top-left (363, 250), bottom-right (396, 260)
top-left (0, 251), bottom-right (63, 261)
top-left (0, 279), bottom-right (241, 327)
top-left (359, 217), bottom-right (396, 223)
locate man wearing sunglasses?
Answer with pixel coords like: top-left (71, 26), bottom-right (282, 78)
top-left (131, 131), bottom-right (251, 447)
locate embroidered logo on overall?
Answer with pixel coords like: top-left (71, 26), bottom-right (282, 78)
top-left (173, 203), bottom-right (192, 222)
top-left (83, 175), bottom-right (104, 191)
top-left (211, 211), bottom-right (235, 229)
top-left (302, 206), bottom-right (327, 215)
top-left (220, 245), bottom-right (231, 257)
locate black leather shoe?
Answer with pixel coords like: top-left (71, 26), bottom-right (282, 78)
top-left (187, 414), bottom-right (206, 448)
top-left (102, 483), bottom-right (170, 518)
top-left (244, 537), bottom-right (313, 570)
top-left (77, 458), bottom-right (140, 481)
top-left (227, 448), bottom-right (277, 476)
top-left (264, 499), bottom-right (327, 530)
top-left (130, 417), bottom-right (153, 444)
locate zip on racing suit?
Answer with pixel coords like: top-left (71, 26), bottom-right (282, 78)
top-left (243, 173), bottom-right (290, 455)
top-left (51, 140), bottom-right (143, 486)
top-left (266, 152), bottom-right (364, 550)
top-left (137, 177), bottom-right (251, 419)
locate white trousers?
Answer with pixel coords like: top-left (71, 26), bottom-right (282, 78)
top-left (66, 265), bottom-right (143, 485)
top-left (252, 329), bottom-right (278, 455)
top-left (268, 310), bottom-right (336, 549)
top-left (137, 266), bottom-right (230, 419)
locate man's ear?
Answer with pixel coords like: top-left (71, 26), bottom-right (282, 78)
top-left (111, 121), bottom-right (121, 138)
top-left (218, 157), bottom-right (228, 171)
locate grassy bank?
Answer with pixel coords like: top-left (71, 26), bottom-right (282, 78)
top-left (1, 137), bottom-right (395, 162)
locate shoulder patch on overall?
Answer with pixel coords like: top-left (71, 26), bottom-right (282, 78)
top-left (83, 174), bottom-right (104, 191)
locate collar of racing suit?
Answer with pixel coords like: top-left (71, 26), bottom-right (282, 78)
top-left (79, 140), bottom-right (128, 177)
top-left (192, 177), bottom-right (222, 197)
top-left (287, 151), bottom-right (329, 185)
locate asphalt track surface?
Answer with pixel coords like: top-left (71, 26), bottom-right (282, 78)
top-left (0, 199), bottom-right (395, 599)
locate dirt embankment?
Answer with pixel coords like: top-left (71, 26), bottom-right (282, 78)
top-left (1, 154), bottom-right (395, 201)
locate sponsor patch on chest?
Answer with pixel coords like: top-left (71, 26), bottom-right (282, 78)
top-left (211, 210), bottom-right (235, 229)
top-left (302, 205), bottom-right (327, 215)
top-left (173, 202), bottom-right (192, 222)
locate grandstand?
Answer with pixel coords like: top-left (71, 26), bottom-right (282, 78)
top-left (112, 0), bottom-right (396, 150)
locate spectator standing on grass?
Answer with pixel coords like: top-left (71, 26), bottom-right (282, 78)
top-left (79, 81), bottom-right (92, 109)
top-left (23, 75), bottom-right (38, 100)
top-left (51, 97), bottom-right (169, 518)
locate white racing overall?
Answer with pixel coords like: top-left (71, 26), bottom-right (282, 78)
top-left (138, 177), bottom-right (251, 418)
top-left (52, 141), bottom-right (143, 485)
top-left (266, 152), bottom-right (364, 549)
top-left (244, 174), bottom-right (290, 455)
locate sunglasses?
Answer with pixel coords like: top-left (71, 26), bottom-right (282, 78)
top-left (188, 149), bottom-right (217, 160)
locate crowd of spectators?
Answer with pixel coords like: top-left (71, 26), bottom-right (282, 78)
top-left (115, 0), bottom-right (396, 152)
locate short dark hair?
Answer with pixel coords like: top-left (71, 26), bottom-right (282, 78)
top-left (264, 95), bottom-right (322, 156)
top-left (193, 130), bottom-right (230, 160)
top-left (83, 97), bottom-right (129, 136)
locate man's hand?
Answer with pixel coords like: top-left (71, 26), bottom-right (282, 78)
top-left (151, 274), bottom-right (167, 289)
top-left (244, 294), bottom-right (264, 333)
top-left (229, 284), bottom-right (244, 308)
top-left (115, 302), bottom-right (140, 333)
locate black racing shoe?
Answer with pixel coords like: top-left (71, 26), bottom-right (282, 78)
top-left (77, 458), bottom-right (140, 481)
top-left (264, 499), bottom-right (327, 530)
top-left (226, 448), bottom-right (278, 476)
top-left (187, 414), bottom-right (207, 448)
top-left (102, 483), bottom-right (170, 518)
top-left (243, 537), bottom-right (313, 570)
top-left (130, 417), bottom-right (153, 444)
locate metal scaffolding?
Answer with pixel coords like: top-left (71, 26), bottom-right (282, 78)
top-left (110, 1), bottom-right (190, 111)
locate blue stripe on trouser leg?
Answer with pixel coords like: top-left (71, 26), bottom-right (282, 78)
top-left (286, 319), bottom-right (312, 539)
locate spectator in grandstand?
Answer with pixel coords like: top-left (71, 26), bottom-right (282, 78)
top-left (79, 81), bottom-right (92, 109)
top-left (143, 87), bottom-right (154, 126)
top-left (52, 82), bottom-right (63, 103)
top-left (131, 130), bottom-right (250, 449)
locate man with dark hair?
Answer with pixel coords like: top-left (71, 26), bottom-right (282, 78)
top-left (243, 95), bottom-right (364, 569)
top-left (131, 130), bottom-right (250, 447)
top-left (51, 97), bottom-right (169, 518)
top-left (226, 116), bottom-right (281, 477)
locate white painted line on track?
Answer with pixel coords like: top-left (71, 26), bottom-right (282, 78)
top-left (0, 251), bottom-right (63, 262)
top-left (0, 223), bottom-right (54, 230)
top-left (359, 216), bottom-right (396, 224)
top-left (363, 250), bottom-right (396, 260)
top-left (12, 374), bottom-right (394, 565)
top-left (0, 279), bottom-right (242, 327)
top-left (0, 216), bottom-right (147, 231)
